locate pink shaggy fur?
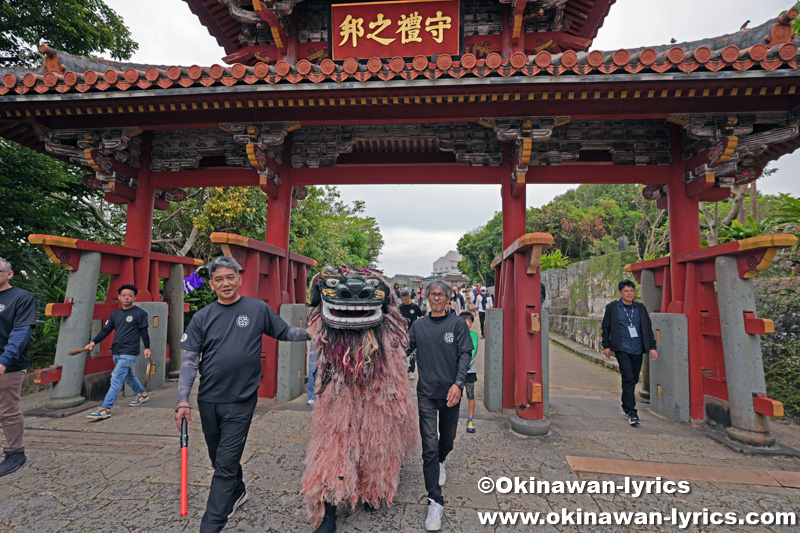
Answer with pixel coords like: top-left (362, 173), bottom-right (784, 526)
top-left (301, 271), bottom-right (419, 529)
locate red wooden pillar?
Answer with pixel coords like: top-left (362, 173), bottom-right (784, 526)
top-left (125, 132), bottom-right (155, 300)
top-left (665, 124), bottom-right (703, 420)
top-left (501, 150), bottom-right (526, 408)
top-left (666, 125), bottom-right (701, 314)
top-left (259, 161), bottom-right (294, 398)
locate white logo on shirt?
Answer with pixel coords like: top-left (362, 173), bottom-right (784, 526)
top-left (410, 310), bottom-right (415, 314)
top-left (237, 315), bottom-right (250, 328)
top-left (444, 332), bottom-right (454, 344)
top-left (0, 304), bottom-right (5, 313)
top-left (181, 333), bottom-right (188, 342)
top-left (125, 315), bottom-right (133, 323)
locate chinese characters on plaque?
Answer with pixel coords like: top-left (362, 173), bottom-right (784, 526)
top-left (331, 0), bottom-right (460, 60)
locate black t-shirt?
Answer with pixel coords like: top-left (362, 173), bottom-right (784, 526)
top-left (180, 296), bottom-right (290, 402)
top-left (92, 306), bottom-right (150, 356)
top-left (0, 286), bottom-right (37, 372)
top-left (407, 313), bottom-right (472, 399)
top-left (399, 303), bottom-right (423, 330)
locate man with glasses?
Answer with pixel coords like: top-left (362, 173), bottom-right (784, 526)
top-left (174, 256), bottom-right (311, 532)
top-left (0, 258), bottom-right (36, 476)
top-left (407, 280), bottom-right (472, 531)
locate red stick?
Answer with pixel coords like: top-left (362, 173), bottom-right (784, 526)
top-left (180, 418), bottom-right (188, 516)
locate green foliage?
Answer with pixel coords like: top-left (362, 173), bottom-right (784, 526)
top-left (290, 187), bottom-right (383, 275)
top-left (540, 249), bottom-right (570, 271)
top-left (14, 261), bottom-right (67, 369)
top-left (458, 184), bottom-right (669, 282)
top-left (717, 215), bottom-right (770, 243)
top-left (764, 193), bottom-right (800, 243)
top-left (764, 345), bottom-right (800, 421)
top-left (457, 213), bottom-right (503, 286)
top-left (589, 235), bottom-right (621, 256)
top-left (0, 0), bottom-right (138, 67)
top-left (0, 140), bottom-right (116, 269)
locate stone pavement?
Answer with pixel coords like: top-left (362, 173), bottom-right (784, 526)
top-left (3, 332), bottom-right (800, 532)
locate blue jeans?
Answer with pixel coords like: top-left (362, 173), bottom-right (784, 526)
top-left (308, 348), bottom-right (318, 400)
top-left (102, 355), bottom-right (145, 409)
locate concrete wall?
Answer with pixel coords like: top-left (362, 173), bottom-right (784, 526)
top-left (276, 304), bottom-right (308, 403)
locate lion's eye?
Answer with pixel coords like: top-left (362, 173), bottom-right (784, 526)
top-left (324, 278), bottom-right (340, 288)
top-left (365, 279), bottom-right (380, 287)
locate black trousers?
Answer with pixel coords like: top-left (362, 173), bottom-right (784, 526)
top-left (615, 351), bottom-right (643, 416)
top-left (408, 353), bottom-right (416, 373)
top-left (418, 395), bottom-right (460, 505)
top-left (478, 311), bottom-right (486, 336)
top-left (198, 394), bottom-right (258, 533)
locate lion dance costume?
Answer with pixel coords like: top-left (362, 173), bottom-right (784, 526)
top-left (301, 266), bottom-right (419, 531)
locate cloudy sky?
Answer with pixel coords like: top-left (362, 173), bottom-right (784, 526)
top-left (104, 0), bottom-right (800, 276)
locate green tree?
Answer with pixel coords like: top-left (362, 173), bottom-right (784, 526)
top-left (0, 139), bottom-right (118, 268)
top-left (0, 0), bottom-right (137, 66)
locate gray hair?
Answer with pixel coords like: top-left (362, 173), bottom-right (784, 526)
top-left (426, 280), bottom-right (452, 299)
top-left (0, 257), bottom-right (11, 272)
top-left (208, 256), bottom-right (241, 277)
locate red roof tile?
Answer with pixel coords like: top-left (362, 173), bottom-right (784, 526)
top-left (2, 42), bottom-right (798, 97)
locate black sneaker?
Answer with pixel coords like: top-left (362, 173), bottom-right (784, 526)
top-left (0, 451), bottom-right (26, 476)
top-left (314, 502), bottom-right (337, 533)
top-left (364, 501), bottom-right (380, 514)
top-left (228, 489), bottom-right (248, 519)
top-left (629, 414), bottom-right (640, 426)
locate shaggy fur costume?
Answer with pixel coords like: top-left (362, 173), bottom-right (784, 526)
top-left (301, 267), bottom-right (419, 528)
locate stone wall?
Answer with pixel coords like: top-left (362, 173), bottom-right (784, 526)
top-left (543, 251), bottom-right (637, 349)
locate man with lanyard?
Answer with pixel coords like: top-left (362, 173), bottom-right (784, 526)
top-left (475, 286), bottom-right (493, 339)
top-left (407, 280), bottom-right (472, 531)
top-left (85, 284), bottom-right (152, 420)
top-left (0, 257), bottom-right (36, 476)
top-left (174, 256), bottom-right (310, 533)
top-left (399, 290), bottom-right (423, 379)
top-left (601, 280), bottom-right (658, 426)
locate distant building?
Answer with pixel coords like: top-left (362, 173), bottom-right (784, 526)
top-left (431, 250), bottom-right (463, 277)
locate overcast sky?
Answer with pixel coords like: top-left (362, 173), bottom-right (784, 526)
top-left (104, 0), bottom-right (800, 276)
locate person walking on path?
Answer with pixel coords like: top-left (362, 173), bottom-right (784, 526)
top-left (475, 286), bottom-right (493, 339)
top-left (407, 280), bottom-right (472, 531)
top-left (85, 284), bottom-right (152, 420)
top-left (307, 345), bottom-right (319, 405)
top-left (0, 257), bottom-right (36, 476)
top-left (459, 311), bottom-right (480, 434)
top-left (174, 256), bottom-right (310, 533)
top-left (399, 290), bottom-right (423, 379)
top-left (601, 280), bottom-right (658, 426)
top-left (449, 284), bottom-right (464, 315)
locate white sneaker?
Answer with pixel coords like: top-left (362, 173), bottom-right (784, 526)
top-left (408, 372), bottom-right (415, 380)
top-left (438, 462), bottom-right (446, 486)
top-left (307, 398), bottom-right (315, 405)
top-left (228, 490), bottom-right (248, 519)
top-left (425, 499), bottom-right (443, 531)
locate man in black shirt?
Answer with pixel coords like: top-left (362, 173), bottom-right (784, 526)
top-left (0, 257), bottom-right (36, 476)
top-left (601, 280), bottom-right (658, 426)
top-left (399, 290), bottom-right (423, 379)
top-left (407, 280), bottom-right (472, 531)
top-left (175, 256), bottom-right (310, 533)
top-left (84, 284), bottom-right (151, 420)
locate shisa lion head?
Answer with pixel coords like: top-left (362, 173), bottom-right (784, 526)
top-left (309, 266), bottom-right (392, 329)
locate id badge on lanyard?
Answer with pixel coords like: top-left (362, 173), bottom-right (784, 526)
top-left (624, 306), bottom-right (638, 338)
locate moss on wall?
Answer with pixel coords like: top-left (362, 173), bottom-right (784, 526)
top-left (564, 251), bottom-right (638, 317)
